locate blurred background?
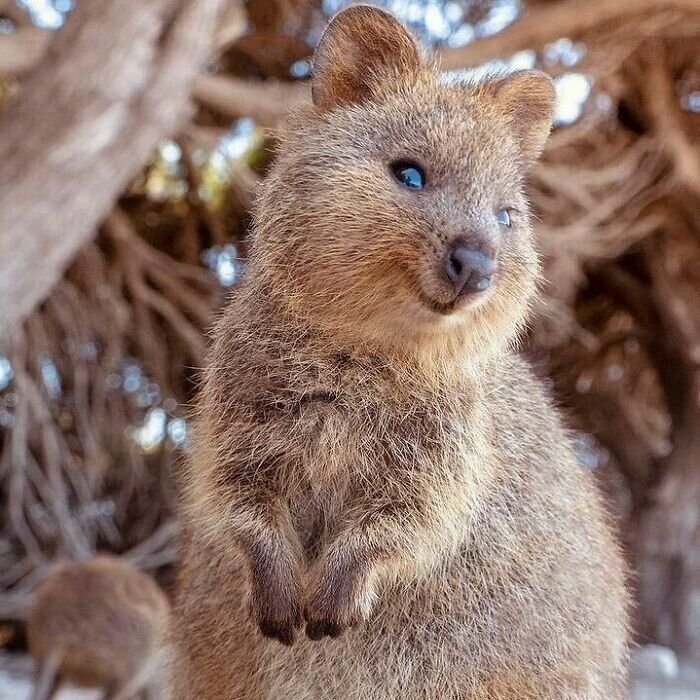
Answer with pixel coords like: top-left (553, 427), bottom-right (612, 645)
top-left (0, 0), bottom-right (699, 697)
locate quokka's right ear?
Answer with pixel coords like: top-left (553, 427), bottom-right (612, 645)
top-left (312, 5), bottom-right (421, 112)
top-left (482, 70), bottom-right (556, 162)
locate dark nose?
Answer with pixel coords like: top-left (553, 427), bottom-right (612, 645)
top-left (444, 243), bottom-right (496, 296)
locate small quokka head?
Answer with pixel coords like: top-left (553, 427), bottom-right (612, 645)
top-left (253, 4), bottom-right (555, 360)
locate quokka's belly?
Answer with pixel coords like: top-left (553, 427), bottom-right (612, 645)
top-left (175, 515), bottom-right (624, 700)
top-left (175, 552), bottom-right (469, 698)
top-left (239, 610), bottom-right (599, 700)
top-left (175, 551), bottom-right (619, 700)
top-left (219, 554), bottom-right (521, 699)
top-left (235, 603), bottom-right (475, 700)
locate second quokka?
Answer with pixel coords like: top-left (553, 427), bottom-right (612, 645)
top-left (171, 6), bottom-right (629, 699)
top-left (28, 556), bottom-right (170, 700)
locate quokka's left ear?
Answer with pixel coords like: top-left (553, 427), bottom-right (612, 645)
top-left (482, 70), bottom-right (556, 162)
top-left (312, 4), bottom-right (422, 113)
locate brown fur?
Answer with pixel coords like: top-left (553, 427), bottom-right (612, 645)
top-left (27, 556), bottom-right (170, 700)
top-left (170, 6), bottom-right (629, 699)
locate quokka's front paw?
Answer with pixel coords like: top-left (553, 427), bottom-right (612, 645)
top-left (246, 538), bottom-right (305, 646)
top-left (304, 555), bottom-right (376, 641)
top-left (251, 573), bottom-right (303, 646)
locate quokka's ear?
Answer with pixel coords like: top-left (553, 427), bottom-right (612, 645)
top-left (312, 5), bottom-right (421, 112)
top-left (483, 70), bottom-right (555, 162)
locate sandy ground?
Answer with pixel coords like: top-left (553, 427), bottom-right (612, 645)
top-left (1, 647), bottom-right (699, 699)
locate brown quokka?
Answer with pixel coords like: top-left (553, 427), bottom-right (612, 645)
top-left (171, 5), bottom-right (629, 699)
top-left (27, 556), bottom-right (170, 700)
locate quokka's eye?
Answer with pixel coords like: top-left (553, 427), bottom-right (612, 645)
top-left (496, 209), bottom-right (512, 227)
top-left (391, 160), bottom-right (426, 190)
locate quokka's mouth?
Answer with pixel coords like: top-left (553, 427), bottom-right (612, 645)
top-left (419, 292), bottom-right (458, 315)
top-left (417, 283), bottom-right (496, 316)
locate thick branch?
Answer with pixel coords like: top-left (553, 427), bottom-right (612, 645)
top-left (439, 0), bottom-right (700, 69)
top-left (194, 74), bottom-right (310, 128)
top-left (0, 0), bottom-right (227, 337)
top-left (0, 26), bottom-right (51, 77)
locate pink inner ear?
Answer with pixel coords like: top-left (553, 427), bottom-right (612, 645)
top-left (312, 5), bottom-right (421, 112)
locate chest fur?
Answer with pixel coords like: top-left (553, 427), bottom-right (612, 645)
top-left (284, 380), bottom-right (490, 545)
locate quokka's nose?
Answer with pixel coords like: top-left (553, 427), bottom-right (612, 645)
top-left (444, 243), bottom-right (496, 296)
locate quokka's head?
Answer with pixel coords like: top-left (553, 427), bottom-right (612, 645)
top-left (252, 4), bottom-right (554, 361)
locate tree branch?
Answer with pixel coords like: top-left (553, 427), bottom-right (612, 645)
top-left (0, 26), bottom-right (52, 78)
top-left (0, 0), bottom-right (228, 337)
top-left (643, 44), bottom-right (700, 198)
top-left (194, 74), bottom-right (310, 128)
top-left (438, 0), bottom-right (700, 70)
